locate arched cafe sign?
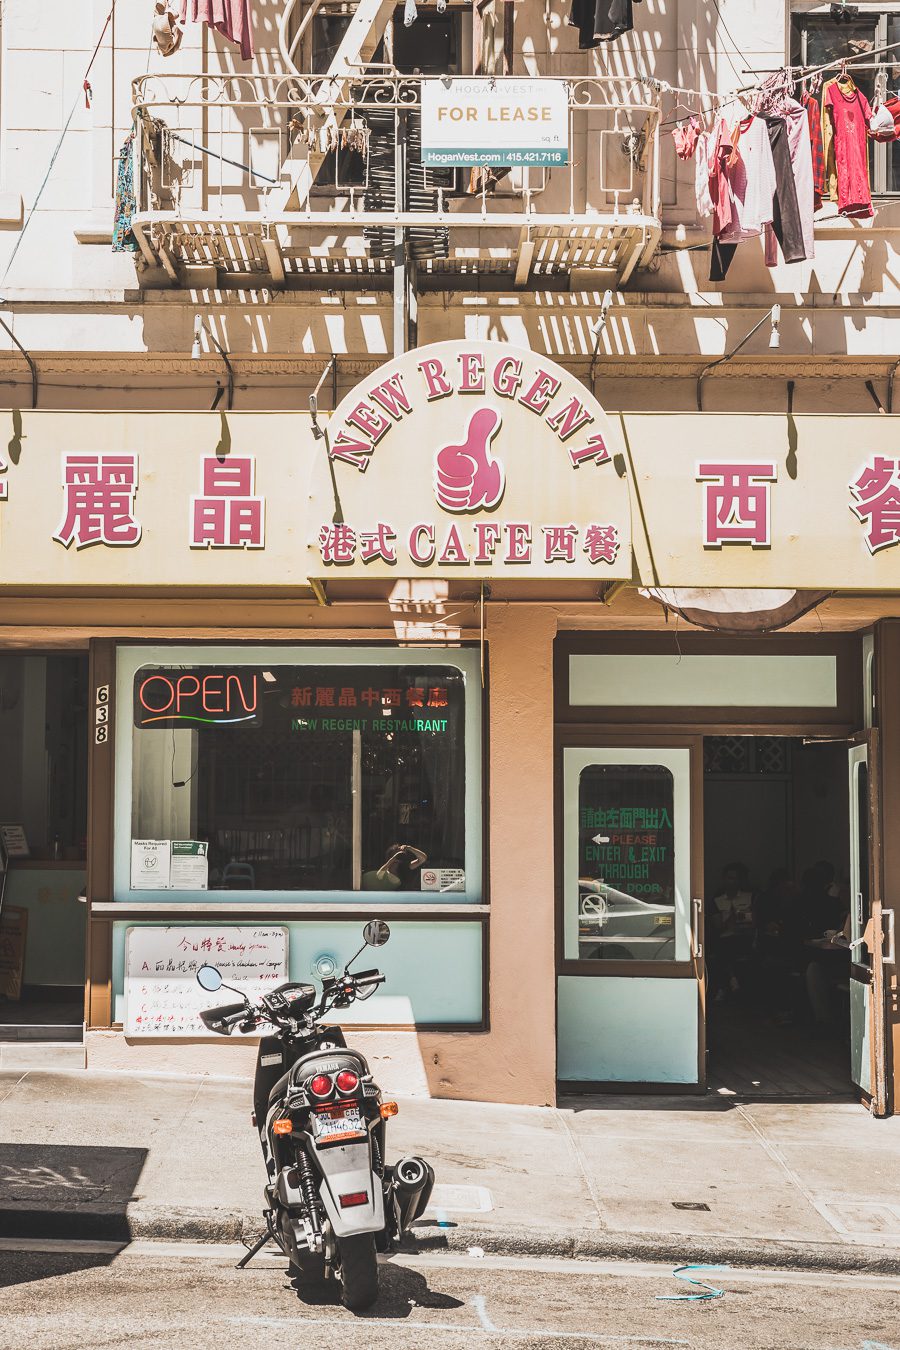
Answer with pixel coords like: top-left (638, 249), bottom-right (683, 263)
top-left (306, 340), bottom-right (632, 579)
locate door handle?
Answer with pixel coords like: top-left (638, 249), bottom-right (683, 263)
top-left (691, 897), bottom-right (703, 961)
top-left (884, 909), bottom-right (896, 966)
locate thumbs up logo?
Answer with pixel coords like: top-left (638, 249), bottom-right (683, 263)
top-left (433, 407), bottom-right (505, 513)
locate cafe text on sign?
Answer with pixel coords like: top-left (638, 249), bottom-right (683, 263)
top-left (306, 341), bottom-right (632, 581)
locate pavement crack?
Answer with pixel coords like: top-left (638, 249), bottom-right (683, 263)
top-left (553, 1110), bottom-right (608, 1230)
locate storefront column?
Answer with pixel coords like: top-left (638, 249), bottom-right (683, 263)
top-left (875, 621), bottom-right (900, 1115)
top-left (418, 603), bottom-right (559, 1104)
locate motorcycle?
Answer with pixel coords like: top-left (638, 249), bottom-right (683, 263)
top-left (195, 920), bottom-right (434, 1310)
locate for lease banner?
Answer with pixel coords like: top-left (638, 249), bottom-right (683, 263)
top-left (420, 78), bottom-right (569, 166)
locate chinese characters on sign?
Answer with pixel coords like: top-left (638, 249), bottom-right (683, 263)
top-left (190, 455), bottom-right (265, 549)
top-left (124, 926), bottom-right (287, 1037)
top-left (850, 457), bottom-right (900, 555)
top-left (54, 454), bottom-right (141, 549)
top-left (317, 520), bottom-right (620, 569)
top-left (698, 461), bottom-right (777, 548)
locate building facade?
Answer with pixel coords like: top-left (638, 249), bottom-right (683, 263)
top-left (0, 0), bottom-right (898, 1114)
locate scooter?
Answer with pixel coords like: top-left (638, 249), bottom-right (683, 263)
top-left (196, 920), bottom-right (434, 1310)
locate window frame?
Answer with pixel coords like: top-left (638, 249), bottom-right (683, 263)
top-left (113, 642), bottom-right (483, 906)
top-left (790, 2), bottom-right (900, 198)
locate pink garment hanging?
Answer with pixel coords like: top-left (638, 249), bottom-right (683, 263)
top-left (824, 79), bottom-right (873, 220)
top-left (181, 0), bottom-right (253, 61)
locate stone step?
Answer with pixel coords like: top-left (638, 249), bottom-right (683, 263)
top-left (0, 1041), bottom-right (86, 1070)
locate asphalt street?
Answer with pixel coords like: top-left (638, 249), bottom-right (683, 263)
top-left (0, 1240), bottom-right (898, 1350)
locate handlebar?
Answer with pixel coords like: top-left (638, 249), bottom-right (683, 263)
top-left (200, 967), bottom-right (385, 1037)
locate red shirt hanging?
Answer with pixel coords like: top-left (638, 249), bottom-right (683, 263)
top-left (824, 78), bottom-right (874, 219)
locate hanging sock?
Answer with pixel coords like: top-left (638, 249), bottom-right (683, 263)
top-left (436, 0), bottom-right (447, 12)
top-left (404, 0), bottom-right (418, 25)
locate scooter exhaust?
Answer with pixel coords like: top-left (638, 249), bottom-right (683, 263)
top-left (391, 1155), bottom-right (435, 1230)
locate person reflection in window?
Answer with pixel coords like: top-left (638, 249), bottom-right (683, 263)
top-left (362, 843), bottom-right (427, 892)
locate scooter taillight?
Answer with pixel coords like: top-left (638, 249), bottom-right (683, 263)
top-left (335, 1069), bottom-right (359, 1094)
top-left (308, 1073), bottom-right (333, 1098)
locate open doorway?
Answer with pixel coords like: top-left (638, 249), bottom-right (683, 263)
top-left (0, 654), bottom-right (88, 1044)
top-left (704, 736), bottom-right (855, 1099)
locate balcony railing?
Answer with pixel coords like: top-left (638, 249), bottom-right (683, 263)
top-left (131, 71), bottom-right (662, 287)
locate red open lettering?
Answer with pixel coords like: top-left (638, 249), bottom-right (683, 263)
top-left (226, 674), bottom-right (257, 713)
top-left (202, 674), bottom-right (224, 712)
top-left (175, 675), bottom-right (201, 711)
top-left (139, 675), bottom-right (175, 713)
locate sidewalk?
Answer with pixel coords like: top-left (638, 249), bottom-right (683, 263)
top-left (2, 1069), bottom-right (900, 1274)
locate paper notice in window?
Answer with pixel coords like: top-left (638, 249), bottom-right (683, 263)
top-left (420, 867), bottom-right (465, 894)
top-left (131, 839), bottom-right (171, 890)
top-left (171, 840), bottom-right (209, 891)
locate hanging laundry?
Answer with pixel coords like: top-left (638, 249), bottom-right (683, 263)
top-left (820, 76), bottom-right (840, 204)
top-left (180, 0), bottom-right (253, 62)
top-left (870, 103), bottom-right (896, 141)
top-left (568, 0), bottom-right (643, 49)
top-left (823, 76), bottom-right (874, 219)
top-left (707, 116), bottom-right (738, 240)
top-left (404, 0), bottom-right (418, 26)
top-left (781, 98), bottom-right (815, 260)
top-left (672, 116), bottom-right (701, 160)
top-left (800, 88), bottom-right (826, 209)
top-left (112, 134), bottom-right (138, 253)
top-left (695, 130), bottom-right (714, 218)
top-left (717, 115), bottom-right (777, 242)
top-left (763, 115), bottom-right (806, 265)
top-left (152, 2), bottom-right (183, 57)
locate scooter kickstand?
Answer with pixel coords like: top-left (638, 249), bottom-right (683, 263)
top-left (236, 1226), bottom-right (273, 1269)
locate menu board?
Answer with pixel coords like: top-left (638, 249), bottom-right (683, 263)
top-left (124, 926), bottom-right (288, 1037)
top-left (578, 764), bottom-right (675, 905)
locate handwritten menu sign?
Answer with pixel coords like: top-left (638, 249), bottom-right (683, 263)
top-left (579, 764), bottom-right (675, 905)
top-left (124, 926), bottom-right (288, 1038)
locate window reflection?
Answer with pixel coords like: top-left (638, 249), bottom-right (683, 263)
top-left (577, 764), bottom-right (677, 961)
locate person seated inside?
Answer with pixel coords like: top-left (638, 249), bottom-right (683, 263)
top-left (709, 861), bottom-right (755, 1001)
top-left (362, 843), bottom-right (427, 892)
top-left (753, 867), bottom-right (800, 1019)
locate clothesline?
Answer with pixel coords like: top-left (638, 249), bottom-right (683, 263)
top-left (647, 36), bottom-right (900, 131)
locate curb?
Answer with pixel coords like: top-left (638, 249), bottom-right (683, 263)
top-left (3, 1207), bottom-right (900, 1276)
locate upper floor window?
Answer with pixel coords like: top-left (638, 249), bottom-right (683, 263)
top-left (791, 4), bottom-right (900, 194)
top-left (312, 4), bottom-right (466, 75)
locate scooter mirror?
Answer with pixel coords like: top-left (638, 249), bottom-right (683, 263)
top-left (196, 964), bottom-right (224, 992)
top-left (363, 919), bottom-right (391, 948)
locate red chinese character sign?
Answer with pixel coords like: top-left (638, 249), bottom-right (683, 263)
top-left (306, 340), bottom-right (632, 580)
top-left (698, 462), bottom-right (777, 548)
top-left (190, 456), bottom-right (265, 549)
top-left (54, 453), bottom-right (141, 549)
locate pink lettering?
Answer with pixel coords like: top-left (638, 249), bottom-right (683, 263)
top-left (458, 352), bottom-right (486, 394)
top-left (368, 373), bottom-right (413, 421)
top-left (409, 523), bottom-right (436, 565)
top-left (492, 357), bottom-right (523, 399)
top-left (569, 433), bottom-right (611, 468)
top-left (202, 674), bottom-right (225, 713)
top-left (505, 523), bottom-right (532, 563)
top-left (418, 358), bottom-right (453, 401)
top-left (438, 523), bottom-right (469, 565)
top-left (345, 401), bottom-right (391, 445)
top-left (474, 522), bottom-right (502, 564)
top-left (546, 396), bottom-right (593, 442)
top-left (329, 431), bottom-right (374, 472)
top-left (519, 369), bottom-right (561, 415)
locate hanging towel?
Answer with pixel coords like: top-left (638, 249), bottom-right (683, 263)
top-left (113, 134), bottom-right (138, 253)
top-left (782, 98), bottom-right (815, 260)
top-left (180, 0), bottom-right (253, 62)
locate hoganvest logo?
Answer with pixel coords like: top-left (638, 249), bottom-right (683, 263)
top-left (433, 407), bottom-right (505, 513)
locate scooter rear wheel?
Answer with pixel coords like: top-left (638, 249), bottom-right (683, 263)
top-left (336, 1232), bottom-right (379, 1310)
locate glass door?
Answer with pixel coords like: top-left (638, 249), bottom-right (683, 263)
top-left (848, 732), bottom-right (891, 1114)
top-left (557, 740), bottom-right (704, 1088)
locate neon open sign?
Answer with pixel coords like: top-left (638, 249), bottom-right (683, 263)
top-left (134, 668), bottom-right (259, 729)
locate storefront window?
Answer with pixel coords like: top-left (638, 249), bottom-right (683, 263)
top-left (576, 764), bottom-right (676, 961)
top-left (117, 647), bottom-right (479, 901)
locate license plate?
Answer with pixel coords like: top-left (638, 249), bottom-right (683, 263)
top-left (312, 1103), bottom-right (366, 1144)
